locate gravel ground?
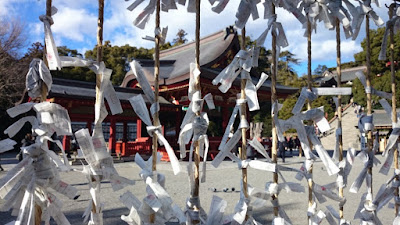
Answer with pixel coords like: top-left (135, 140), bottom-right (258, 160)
top-left (0, 150), bottom-right (397, 225)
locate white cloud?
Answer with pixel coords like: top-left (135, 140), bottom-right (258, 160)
top-left (5, 0), bottom-right (395, 73)
top-left (51, 7), bottom-right (97, 43)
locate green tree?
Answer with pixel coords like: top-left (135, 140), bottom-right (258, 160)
top-left (53, 41), bottom-right (154, 85)
top-left (251, 103), bottom-right (272, 137)
top-left (352, 27), bottom-right (400, 109)
top-left (172, 29), bottom-right (188, 46)
top-left (52, 46), bottom-right (95, 82)
top-left (313, 64), bottom-right (328, 76)
top-left (0, 19), bottom-right (42, 140)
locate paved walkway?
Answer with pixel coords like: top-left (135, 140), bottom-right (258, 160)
top-left (0, 150), bottom-right (397, 225)
top-left (320, 105), bottom-right (361, 151)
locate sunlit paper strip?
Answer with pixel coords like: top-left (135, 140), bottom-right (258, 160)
top-left (129, 95), bottom-right (182, 175)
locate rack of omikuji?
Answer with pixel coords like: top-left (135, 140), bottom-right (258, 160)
top-left (1, 0), bottom-right (400, 224)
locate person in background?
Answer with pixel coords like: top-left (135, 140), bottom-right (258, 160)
top-left (19, 133), bottom-right (34, 161)
top-left (287, 136), bottom-right (294, 156)
top-left (294, 136), bottom-right (301, 157)
top-left (278, 140), bottom-right (286, 163)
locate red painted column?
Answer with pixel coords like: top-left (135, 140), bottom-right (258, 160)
top-left (109, 118), bottom-right (116, 152)
top-left (136, 118), bottom-right (142, 139)
top-left (62, 135), bottom-right (70, 152)
top-left (122, 121), bottom-right (127, 156)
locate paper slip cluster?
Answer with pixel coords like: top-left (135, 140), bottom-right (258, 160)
top-left (272, 84), bottom-right (355, 224)
top-left (176, 62), bottom-right (215, 221)
top-left (378, 99), bottom-right (400, 176)
top-left (120, 154), bottom-right (186, 225)
top-left (129, 60), bottom-right (182, 175)
top-left (379, 5), bottom-right (400, 60)
top-left (72, 61), bottom-right (128, 225)
top-left (1, 98), bottom-right (79, 225)
top-left (39, 4), bottom-right (134, 224)
top-left (126, 0), bottom-right (221, 29)
top-left (345, 70), bottom-right (398, 224)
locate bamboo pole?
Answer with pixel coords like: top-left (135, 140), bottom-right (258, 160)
top-left (336, 18), bottom-right (345, 219)
top-left (365, 13), bottom-right (374, 200)
top-left (188, 0), bottom-right (202, 223)
top-left (240, 27), bottom-right (249, 220)
top-left (149, 0), bottom-right (161, 223)
top-left (91, 0), bottom-right (104, 216)
top-left (271, 3), bottom-right (279, 217)
top-left (95, 0), bottom-right (104, 123)
top-left (389, 3), bottom-right (399, 216)
top-left (36, 1), bottom-right (53, 223)
top-left (306, 16), bottom-right (314, 224)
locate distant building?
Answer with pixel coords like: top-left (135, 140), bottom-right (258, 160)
top-left (314, 66), bottom-right (366, 87)
top-left (27, 27), bottom-right (298, 158)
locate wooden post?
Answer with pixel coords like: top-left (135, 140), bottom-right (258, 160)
top-left (271, 3), bottom-right (279, 217)
top-left (150, 0), bottom-right (161, 223)
top-left (306, 15), bottom-right (314, 224)
top-left (365, 13), bottom-right (374, 200)
top-left (36, 1), bottom-right (53, 223)
top-left (91, 0), bottom-right (104, 216)
top-left (189, 0), bottom-right (202, 223)
top-left (240, 27), bottom-right (249, 220)
top-left (389, 3), bottom-right (399, 216)
top-left (96, 0), bottom-right (104, 92)
top-left (336, 18), bottom-right (345, 219)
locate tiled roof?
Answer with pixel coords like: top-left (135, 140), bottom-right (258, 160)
top-left (121, 27), bottom-right (239, 86)
top-left (49, 78), bottom-right (171, 104)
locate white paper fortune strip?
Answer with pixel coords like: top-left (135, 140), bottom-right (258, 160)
top-left (0, 138), bottom-right (17, 153)
top-left (129, 95), bottom-right (182, 175)
top-left (26, 59), bottom-right (53, 99)
top-left (348, 0), bottom-right (384, 40)
top-left (206, 195), bottom-right (227, 225)
top-left (356, 71), bottom-right (392, 99)
top-left (350, 150), bottom-right (380, 194)
top-left (378, 99), bottom-right (400, 175)
top-left (379, 7), bottom-right (400, 60)
top-left (39, 6), bottom-right (61, 71)
top-left (306, 127), bottom-right (340, 176)
top-left (126, 0), bottom-right (178, 29)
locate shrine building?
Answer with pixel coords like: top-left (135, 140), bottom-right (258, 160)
top-left (45, 27), bottom-right (297, 158)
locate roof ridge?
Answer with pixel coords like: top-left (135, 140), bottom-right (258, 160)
top-left (160, 27), bottom-right (235, 58)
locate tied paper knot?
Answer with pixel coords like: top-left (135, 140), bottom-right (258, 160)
top-left (379, 6), bottom-right (400, 60)
top-left (358, 114), bottom-right (374, 134)
top-left (292, 88), bottom-right (318, 115)
top-left (327, 0), bottom-right (354, 38)
top-left (349, 0), bottom-right (384, 40)
top-left (142, 27), bottom-right (168, 45)
top-left (146, 125), bottom-right (162, 138)
top-left (308, 203), bottom-right (326, 225)
top-left (26, 59), bottom-right (53, 99)
top-left (193, 116), bottom-right (208, 141)
top-left (39, 14), bottom-right (54, 26)
top-left (186, 196), bottom-right (202, 220)
top-left (39, 6), bottom-right (57, 25)
top-left (299, 0), bottom-right (332, 32)
top-left (234, 0), bottom-right (262, 29)
top-left (126, 0), bottom-right (179, 29)
top-left (356, 71), bottom-right (392, 99)
top-left (240, 160), bottom-right (250, 169)
top-left (267, 183), bottom-right (279, 195)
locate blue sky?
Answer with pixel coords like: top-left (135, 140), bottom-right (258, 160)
top-left (0, 0), bottom-right (392, 78)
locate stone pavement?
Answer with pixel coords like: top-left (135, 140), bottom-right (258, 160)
top-left (320, 105), bottom-right (361, 151)
top-left (0, 150), bottom-right (397, 224)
